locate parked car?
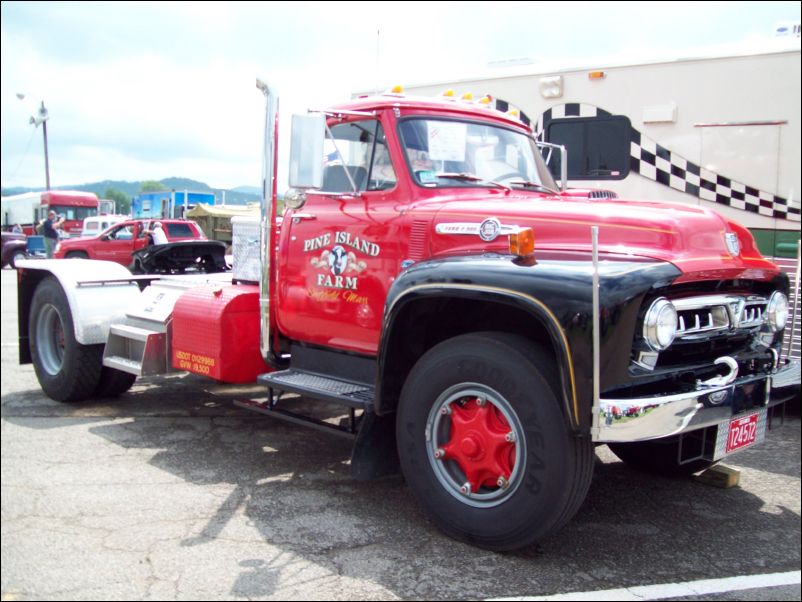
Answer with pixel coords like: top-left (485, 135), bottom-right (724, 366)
top-left (54, 219), bottom-right (206, 266)
top-left (81, 214), bottom-right (128, 238)
top-left (1, 231), bottom-right (28, 268)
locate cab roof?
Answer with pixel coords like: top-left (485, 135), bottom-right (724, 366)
top-left (325, 93), bottom-right (532, 132)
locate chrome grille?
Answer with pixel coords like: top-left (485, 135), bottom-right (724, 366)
top-left (673, 295), bottom-right (768, 339)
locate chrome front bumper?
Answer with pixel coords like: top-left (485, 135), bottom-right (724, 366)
top-left (594, 359), bottom-right (800, 443)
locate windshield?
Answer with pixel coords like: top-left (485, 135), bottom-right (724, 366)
top-left (398, 118), bottom-right (558, 191)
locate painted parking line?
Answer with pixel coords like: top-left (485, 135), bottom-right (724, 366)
top-left (488, 570), bottom-right (801, 601)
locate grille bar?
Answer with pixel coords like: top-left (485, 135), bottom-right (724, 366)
top-left (673, 295), bottom-right (767, 339)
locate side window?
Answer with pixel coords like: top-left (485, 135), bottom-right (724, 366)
top-left (165, 223), bottom-right (193, 238)
top-left (546, 115), bottom-right (631, 180)
top-left (322, 121), bottom-right (373, 193)
top-left (322, 120), bottom-right (395, 193)
top-left (110, 225), bottom-right (134, 240)
top-left (367, 124), bottom-right (396, 191)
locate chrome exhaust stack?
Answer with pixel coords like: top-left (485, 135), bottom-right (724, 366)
top-left (256, 78), bottom-right (282, 366)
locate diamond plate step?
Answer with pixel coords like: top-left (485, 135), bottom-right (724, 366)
top-left (258, 369), bottom-right (374, 410)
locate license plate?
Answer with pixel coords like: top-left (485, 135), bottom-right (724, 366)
top-left (726, 413), bottom-right (760, 453)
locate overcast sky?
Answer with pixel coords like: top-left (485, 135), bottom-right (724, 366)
top-left (1, 1), bottom-right (800, 192)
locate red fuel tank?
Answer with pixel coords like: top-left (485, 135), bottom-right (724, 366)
top-left (171, 284), bottom-right (268, 383)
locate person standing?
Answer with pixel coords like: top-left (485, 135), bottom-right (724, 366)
top-left (144, 221), bottom-right (168, 245)
top-left (41, 211), bottom-right (64, 258)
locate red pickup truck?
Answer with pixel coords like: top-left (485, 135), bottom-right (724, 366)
top-left (54, 219), bottom-right (206, 265)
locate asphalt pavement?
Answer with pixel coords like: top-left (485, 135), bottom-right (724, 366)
top-left (1, 267), bottom-right (800, 601)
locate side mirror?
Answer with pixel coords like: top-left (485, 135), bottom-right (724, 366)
top-left (537, 140), bottom-right (568, 191)
top-left (289, 113), bottom-right (325, 190)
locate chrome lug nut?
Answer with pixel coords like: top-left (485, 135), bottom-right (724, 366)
top-left (505, 431), bottom-right (516, 443)
top-left (459, 482), bottom-right (472, 496)
top-left (497, 476), bottom-right (510, 489)
top-left (434, 448), bottom-right (446, 460)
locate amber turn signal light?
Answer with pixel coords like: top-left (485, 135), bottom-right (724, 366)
top-left (509, 227), bottom-right (535, 257)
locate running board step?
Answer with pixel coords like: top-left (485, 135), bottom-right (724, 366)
top-left (257, 369), bottom-right (374, 410)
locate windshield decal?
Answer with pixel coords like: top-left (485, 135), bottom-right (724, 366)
top-left (428, 121), bottom-right (467, 161)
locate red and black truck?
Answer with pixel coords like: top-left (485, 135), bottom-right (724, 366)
top-left (15, 80), bottom-right (800, 550)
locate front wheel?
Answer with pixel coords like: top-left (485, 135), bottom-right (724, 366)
top-left (396, 332), bottom-right (594, 550)
top-left (29, 277), bottom-right (103, 402)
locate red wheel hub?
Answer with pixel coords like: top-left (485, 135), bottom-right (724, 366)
top-left (441, 398), bottom-right (516, 492)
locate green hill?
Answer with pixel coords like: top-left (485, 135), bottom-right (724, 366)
top-left (1, 178), bottom-right (261, 205)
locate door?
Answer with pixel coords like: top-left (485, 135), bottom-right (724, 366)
top-left (94, 222), bottom-right (148, 264)
top-left (277, 118), bottom-right (406, 355)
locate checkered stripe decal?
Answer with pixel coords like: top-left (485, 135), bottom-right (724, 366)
top-left (536, 103), bottom-right (800, 222)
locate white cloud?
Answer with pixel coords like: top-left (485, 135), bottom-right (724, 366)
top-left (2, 1), bottom-right (800, 191)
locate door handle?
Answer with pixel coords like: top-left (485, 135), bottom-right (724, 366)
top-left (292, 213), bottom-right (317, 224)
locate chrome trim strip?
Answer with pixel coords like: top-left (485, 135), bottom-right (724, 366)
top-left (594, 360), bottom-right (798, 443)
top-left (435, 222), bottom-right (520, 236)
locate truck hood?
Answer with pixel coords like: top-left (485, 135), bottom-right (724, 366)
top-left (428, 194), bottom-right (779, 282)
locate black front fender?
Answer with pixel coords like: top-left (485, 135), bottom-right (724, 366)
top-left (377, 251), bottom-right (681, 432)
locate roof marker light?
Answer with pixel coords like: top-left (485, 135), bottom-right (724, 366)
top-left (461, 92), bottom-right (474, 101)
top-left (442, 89), bottom-right (456, 98)
top-left (390, 85), bottom-right (404, 94)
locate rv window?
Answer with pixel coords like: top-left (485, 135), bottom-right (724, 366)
top-left (546, 116), bottom-right (631, 180)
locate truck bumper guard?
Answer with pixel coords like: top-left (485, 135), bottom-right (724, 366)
top-left (595, 359), bottom-right (800, 443)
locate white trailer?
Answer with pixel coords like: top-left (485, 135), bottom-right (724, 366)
top-left (395, 47), bottom-right (801, 257)
top-left (393, 46), bottom-right (801, 362)
top-left (1, 191), bottom-right (42, 230)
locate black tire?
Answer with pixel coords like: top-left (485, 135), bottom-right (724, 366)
top-left (396, 332), bottom-right (594, 551)
top-left (608, 439), bottom-right (717, 477)
top-left (29, 277), bottom-right (103, 402)
top-left (10, 250), bottom-right (27, 269)
top-left (65, 251), bottom-right (89, 259)
top-left (129, 258), bottom-right (144, 274)
top-left (93, 366), bottom-right (137, 399)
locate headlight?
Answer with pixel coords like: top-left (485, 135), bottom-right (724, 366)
top-left (766, 292), bottom-right (788, 332)
top-left (643, 297), bottom-right (677, 351)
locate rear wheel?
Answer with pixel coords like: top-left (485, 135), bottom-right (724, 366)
top-left (29, 277), bottom-right (103, 402)
top-left (608, 438), bottom-right (717, 477)
top-left (396, 332), bottom-right (594, 551)
top-left (93, 367), bottom-right (137, 398)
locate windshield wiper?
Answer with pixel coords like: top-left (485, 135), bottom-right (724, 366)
top-left (434, 172), bottom-right (511, 193)
top-left (508, 180), bottom-right (560, 195)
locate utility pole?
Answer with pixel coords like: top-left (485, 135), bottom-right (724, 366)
top-left (39, 102), bottom-right (51, 191)
top-left (18, 94), bottom-right (51, 191)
